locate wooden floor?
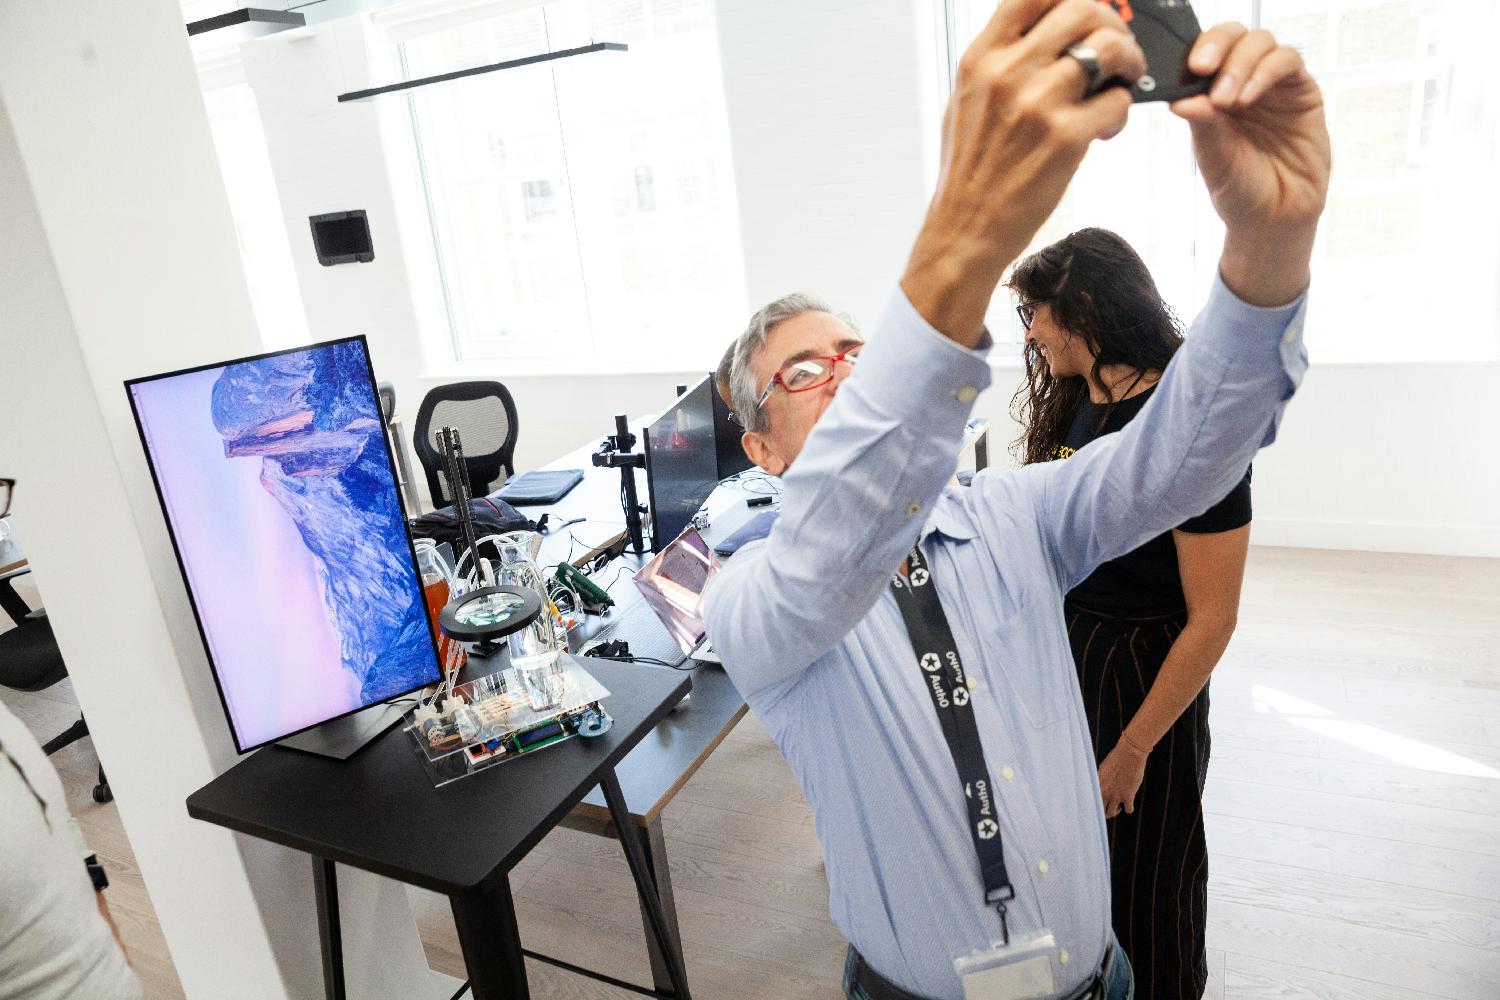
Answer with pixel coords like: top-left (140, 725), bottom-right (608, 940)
top-left (4, 546), bottom-right (1499, 999)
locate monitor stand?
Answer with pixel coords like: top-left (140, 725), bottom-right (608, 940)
top-left (277, 700), bottom-right (408, 760)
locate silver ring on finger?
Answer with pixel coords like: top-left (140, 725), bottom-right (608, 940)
top-left (1065, 43), bottom-right (1105, 95)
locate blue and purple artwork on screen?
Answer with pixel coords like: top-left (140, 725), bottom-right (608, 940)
top-left (128, 339), bottom-right (439, 750)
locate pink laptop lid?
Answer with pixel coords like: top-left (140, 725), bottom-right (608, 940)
top-left (633, 527), bottom-right (721, 657)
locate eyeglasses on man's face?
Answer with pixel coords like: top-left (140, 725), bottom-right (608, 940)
top-left (754, 345), bottom-right (863, 412)
top-left (0, 479), bottom-right (12, 518)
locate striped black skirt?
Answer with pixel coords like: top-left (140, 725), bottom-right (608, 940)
top-left (1065, 600), bottom-right (1209, 1000)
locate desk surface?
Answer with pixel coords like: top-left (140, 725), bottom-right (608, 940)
top-left (186, 657), bottom-right (688, 897)
top-left (501, 432), bottom-right (763, 826)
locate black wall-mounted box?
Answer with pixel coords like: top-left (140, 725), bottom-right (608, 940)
top-left (309, 210), bottom-right (374, 266)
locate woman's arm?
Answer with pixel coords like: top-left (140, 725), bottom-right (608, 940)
top-left (1098, 524), bottom-right (1250, 817)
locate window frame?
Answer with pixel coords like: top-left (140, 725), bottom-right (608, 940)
top-left (377, 0), bottom-right (748, 377)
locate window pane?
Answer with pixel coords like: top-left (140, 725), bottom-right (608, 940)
top-left (1259, 0), bottom-right (1497, 361)
top-left (401, 0), bottom-right (745, 366)
top-left (552, 0), bottom-right (747, 364)
top-left (402, 7), bottom-right (591, 361)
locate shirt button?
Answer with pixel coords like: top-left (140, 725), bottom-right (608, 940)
top-left (1060, 949), bottom-right (1070, 965)
top-left (955, 386), bottom-right (978, 403)
top-left (905, 501), bottom-right (922, 517)
top-left (1282, 326), bottom-right (1299, 344)
top-left (1038, 859), bottom-right (1050, 874)
top-left (1002, 766), bottom-right (1014, 781)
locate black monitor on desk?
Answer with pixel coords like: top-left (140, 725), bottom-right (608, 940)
top-left (125, 337), bottom-right (442, 756)
top-left (711, 378), bottom-right (754, 481)
top-left (643, 375), bottom-right (719, 552)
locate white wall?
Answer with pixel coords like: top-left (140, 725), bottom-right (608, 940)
top-left (212, 0), bottom-right (1497, 555)
top-left (0, 2), bottom-right (458, 996)
top-left (0, 2), bottom-right (303, 996)
top-left (714, 0), bottom-right (942, 324)
top-left (968, 361), bottom-right (1500, 559)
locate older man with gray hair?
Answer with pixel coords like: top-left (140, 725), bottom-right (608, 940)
top-left (702, 1), bottom-right (1330, 999)
top-left (721, 293), bottom-right (860, 473)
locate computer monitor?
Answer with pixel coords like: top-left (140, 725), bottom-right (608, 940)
top-left (643, 375), bottom-right (719, 552)
top-left (710, 374), bottom-right (754, 481)
top-left (125, 336), bottom-right (442, 754)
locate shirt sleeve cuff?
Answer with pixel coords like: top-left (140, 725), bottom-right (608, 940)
top-left (1200, 272), bottom-right (1308, 361)
top-left (1197, 271), bottom-right (1310, 445)
top-left (847, 288), bottom-right (994, 433)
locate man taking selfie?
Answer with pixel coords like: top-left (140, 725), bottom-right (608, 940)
top-left (704, 1), bottom-right (1331, 998)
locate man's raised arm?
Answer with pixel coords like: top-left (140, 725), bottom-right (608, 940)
top-left (991, 22), bottom-right (1331, 591)
top-left (704, 0), bottom-right (1148, 695)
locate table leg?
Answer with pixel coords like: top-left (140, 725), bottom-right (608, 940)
top-left (600, 770), bottom-right (693, 1000)
top-left (311, 855), bottom-right (346, 1000)
top-left (634, 817), bottom-right (686, 997)
top-left (450, 875), bottom-right (529, 1000)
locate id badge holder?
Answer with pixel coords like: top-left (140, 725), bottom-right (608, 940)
top-left (953, 929), bottom-right (1057, 1000)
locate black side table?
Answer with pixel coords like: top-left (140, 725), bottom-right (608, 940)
top-left (187, 657), bottom-right (692, 999)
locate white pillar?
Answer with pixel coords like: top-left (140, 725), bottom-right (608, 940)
top-left (0, 2), bottom-right (452, 996)
top-left (240, 16), bottom-right (448, 500)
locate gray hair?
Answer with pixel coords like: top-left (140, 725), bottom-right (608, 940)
top-left (727, 293), bottom-right (858, 434)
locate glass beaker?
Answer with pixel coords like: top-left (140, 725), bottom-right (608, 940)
top-left (415, 539), bottom-right (467, 675)
top-left (492, 531), bottom-right (565, 708)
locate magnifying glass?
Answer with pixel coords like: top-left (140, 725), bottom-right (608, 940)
top-left (439, 585), bottom-right (543, 652)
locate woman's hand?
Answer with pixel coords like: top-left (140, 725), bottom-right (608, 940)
top-left (1098, 739), bottom-right (1149, 819)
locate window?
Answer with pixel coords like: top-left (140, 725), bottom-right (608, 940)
top-left (396, 0), bottom-right (746, 369)
top-left (940, 0), bottom-right (1498, 362)
top-left (1260, 0), bottom-right (1498, 362)
top-left (200, 81), bottom-right (311, 352)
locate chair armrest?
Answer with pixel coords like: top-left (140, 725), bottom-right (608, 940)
top-left (0, 564), bottom-right (34, 585)
top-left (0, 565), bottom-right (34, 625)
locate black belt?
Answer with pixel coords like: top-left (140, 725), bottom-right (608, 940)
top-left (848, 940), bottom-right (1118, 1000)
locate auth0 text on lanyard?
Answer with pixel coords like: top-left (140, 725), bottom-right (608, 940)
top-left (890, 544), bottom-right (1016, 944)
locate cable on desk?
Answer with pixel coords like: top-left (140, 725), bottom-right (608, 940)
top-left (584, 651), bottom-right (695, 671)
top-left (722, 469), bottom-right (781, 497)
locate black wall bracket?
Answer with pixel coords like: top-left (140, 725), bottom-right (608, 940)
top-left (309, 210), bottom-right (374, 266)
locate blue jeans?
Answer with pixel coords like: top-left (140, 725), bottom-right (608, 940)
top-left (843, 936), bottom-right (1135, 1000)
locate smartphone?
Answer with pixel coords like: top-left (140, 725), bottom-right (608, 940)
top-left (1096, 0), bottom-right (1212, 104)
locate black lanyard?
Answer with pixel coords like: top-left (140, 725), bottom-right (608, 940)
top-left (890, 544), bottom-right (1014, 943)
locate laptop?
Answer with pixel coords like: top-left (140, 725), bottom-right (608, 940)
top-left (583, 527), bottom-right (721, 666)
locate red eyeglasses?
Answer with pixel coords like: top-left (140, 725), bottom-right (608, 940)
top-left (755, 346), bottom-right (863, 411)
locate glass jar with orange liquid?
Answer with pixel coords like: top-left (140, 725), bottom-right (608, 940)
top-left (415, 539), bottom-right (467, 676)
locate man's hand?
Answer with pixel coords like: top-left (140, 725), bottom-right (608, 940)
top-left (1098, 739), bottom-right (1148, 819)
top-left (902, 0), bottom-right (1146, 347)
top-left (1172, 24), bottom-right (1332, 307)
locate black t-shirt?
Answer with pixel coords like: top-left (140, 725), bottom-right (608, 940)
top-left (1052, 385), bottom-right (1251, 614)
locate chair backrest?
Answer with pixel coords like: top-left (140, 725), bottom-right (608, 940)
top-left (377, 381), bottom-right (397, 423)
top-left (412, 380), bottom-right (519, 508)
top-left (0, 567), bottom-right (68, 692)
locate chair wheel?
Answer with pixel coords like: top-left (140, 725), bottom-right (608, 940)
top-left (92, 783), bottom-right (113, 804)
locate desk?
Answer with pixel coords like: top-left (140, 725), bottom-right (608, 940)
top-left (495, 433), bottom-right (759, 995)
top-left (187, 656), bottom-right (691, 1000)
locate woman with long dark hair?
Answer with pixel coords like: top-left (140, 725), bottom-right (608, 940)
top-left (1008, 228), bottom-right (1251, 1000)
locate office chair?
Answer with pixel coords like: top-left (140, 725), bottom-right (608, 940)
top-left (377, 381), bottom-right (423, 516)
top-left (0, 566), bottom-right (111, 803)
top-left (412, 381), bottom-right (519, 508)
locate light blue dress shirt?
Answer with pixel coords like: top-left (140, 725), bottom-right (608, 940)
top-left (703, 275), bottom-right (1308, 1000)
